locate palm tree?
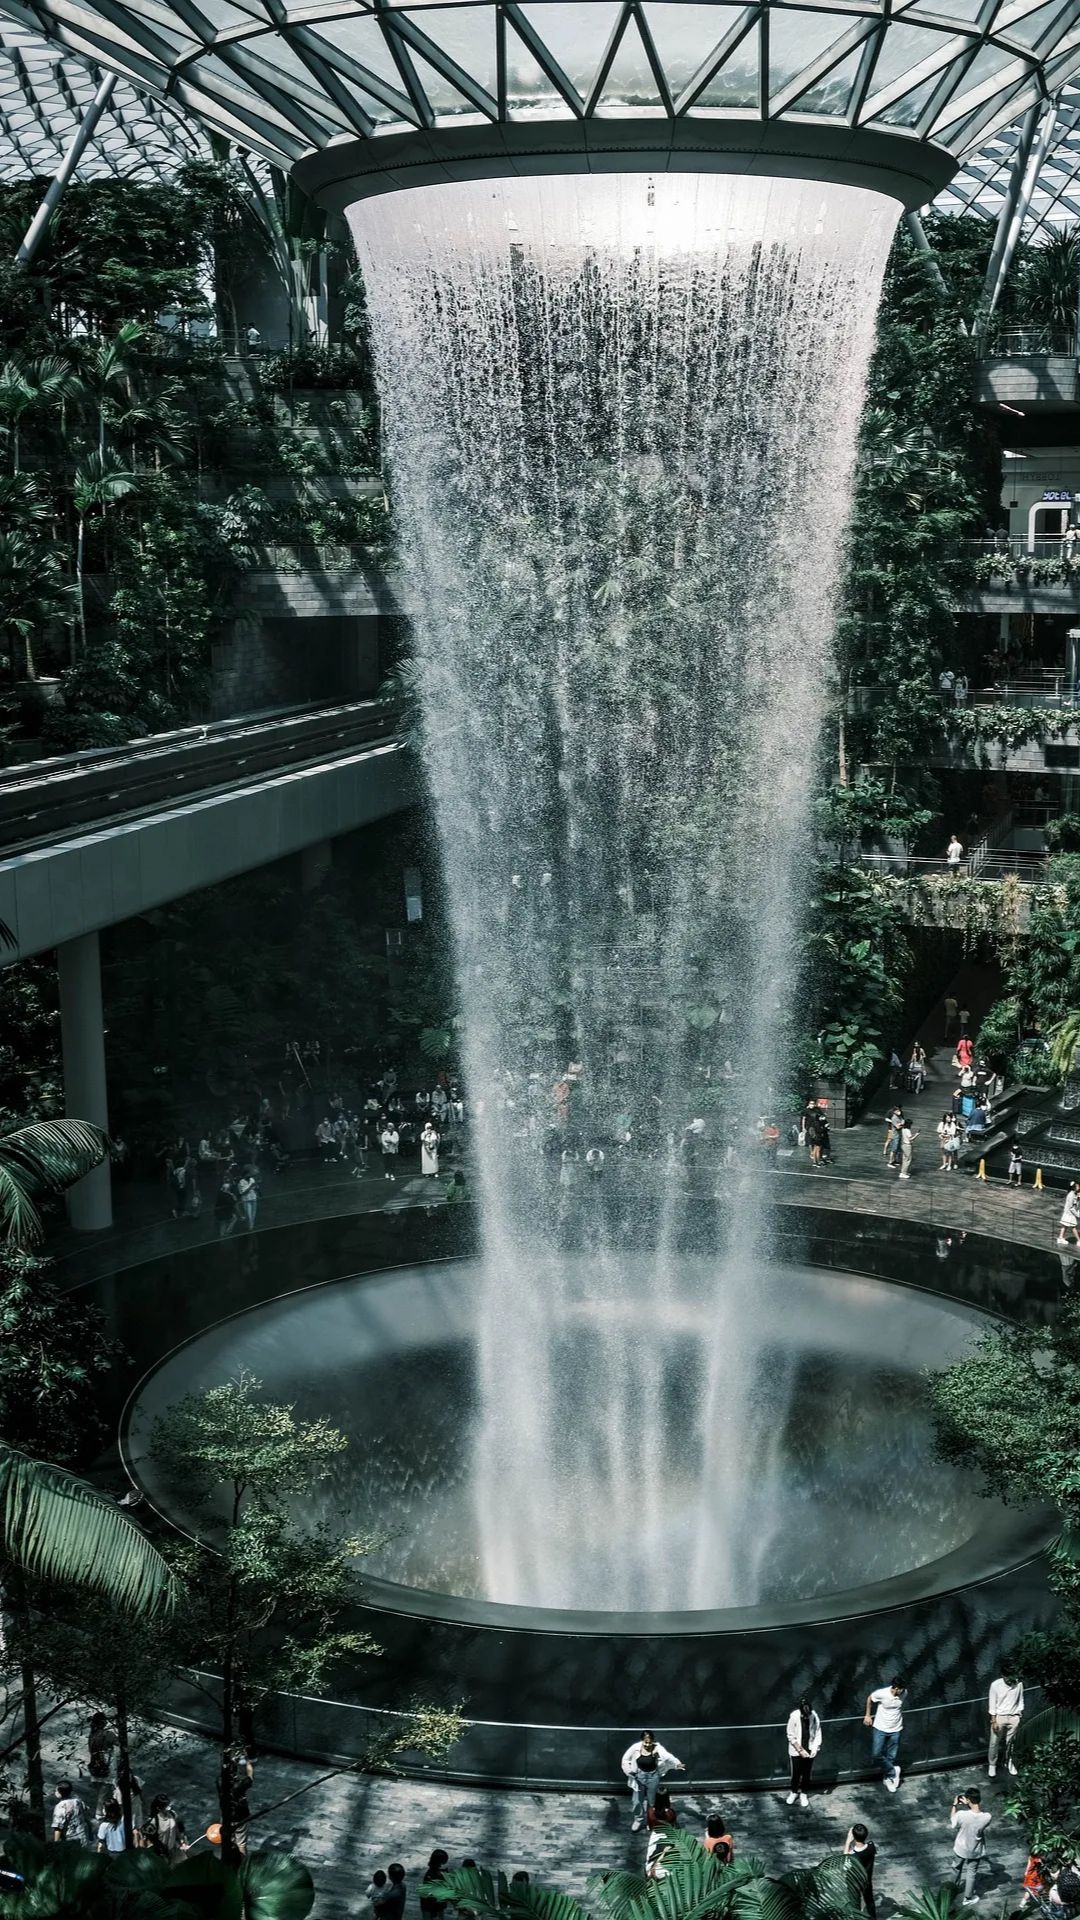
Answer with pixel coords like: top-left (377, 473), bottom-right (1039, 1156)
top-left (75, 320), bottom-right (146, 464)
top-left (0, 1447), bottom-right (175, 1614)
top-left (0, 1117), bottom-right (109, 1246)
top-left (1050, 1010), bottom-right (1080, 1082)
top-left (72, 452), bottom-right (137, 656)
top-left (0, 355), bottom-right (80, 473)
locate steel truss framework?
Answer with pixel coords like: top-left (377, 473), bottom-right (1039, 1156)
top-left (939, 83), bottom-right (1080, 230)
top-left (0, 19), bottom-right (204, 178)
top-left (0, 0), bottom-right (1077, 174)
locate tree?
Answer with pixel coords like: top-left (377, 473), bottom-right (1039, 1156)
top-left (149, 1373), bottom-right (380, 1860)
top-left (71, 452), bottom-right (137, 657)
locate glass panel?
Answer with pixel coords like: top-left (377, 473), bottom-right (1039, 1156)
top-left (640, 2), bottom-right (737, 97)
top-left (519, 1), bottom-right (621, 98)
top-left (400, 4), bottom-right (497, 93)
top-left (872, 66), bottom-right (940, 117)
top-left (292, 28), bottom-right (409, 114)
top-left (768, 8), bottom-right (856, 98)
top-left (695, 20), bottom-right (759, 104)
top-left (191, 0), bottom-right (269, 31)
top-left (998, 0), bottom-right (1069, 47)
top-left (899, 0), bottom-right (987, 22)
top-left (785, 38), bottom-right (866, 110)
top-left (315, 12), bottom-right (410, 86)
top-left (863, 19), bottom-right (955, 95)
top-left (504, 15), bottom-right (570, 108)
top-left (948, 35), bottom-right (1022, 100)
top-left (407, 43), bottom-right (485, 109)
top-left (595, 14), bottom-right (663, 107)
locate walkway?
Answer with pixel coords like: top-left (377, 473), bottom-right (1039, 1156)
top-left (41, 1709), bottom-right (1030, 1920)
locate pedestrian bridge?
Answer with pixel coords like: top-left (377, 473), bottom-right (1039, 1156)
top-left (0, 699), bottom-right (413, 1231)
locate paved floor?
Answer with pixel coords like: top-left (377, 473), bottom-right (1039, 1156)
top-left (47, 1713), bottom-right (1028, 1920)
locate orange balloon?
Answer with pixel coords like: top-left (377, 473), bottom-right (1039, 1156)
top-left (205, 1825), bottom-right (222, 1846)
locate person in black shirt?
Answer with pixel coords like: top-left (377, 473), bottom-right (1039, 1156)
top-left (375, 1864), bottom-right (406, 1920)
top-left (845, 1823), bottom-right (877, 1920)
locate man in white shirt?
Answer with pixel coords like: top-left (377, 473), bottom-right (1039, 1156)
top-left (863, 1677), bottom-right (907, 1791)
top-left (988, 1671), bottom-right (1025, 1777)
top-left (951, 1787), bottom-right (992, 1905)
top-left (620, 1730), bottom-right (684, 1832)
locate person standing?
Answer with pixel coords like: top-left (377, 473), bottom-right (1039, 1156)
top-left (380, 1121), bottom-right (399, 1181)
top-left (947, 835), bottom-right (965, 874)
top-left (87, 1712), bottom-right (116, 1783)
top-left (237, 1168), bottom-right (259, 1231)
top-left (883, 1105), bottom-right (904, 1168)
top-left (864, 1677), bottom-right (906, 1790)
top-left (951, 1787), bottom-right (992, 1905)
top-left (988, 1670), bottom-right (1025, 1777)
top-left (1008, 1141), bottom-right (1024, 1186)
top-left (898, 1122), bottom-right (917, 1181)
top-left (52, 1781), bottom-right (91, 1845)
top-left (142, 1795), bottom-right (188, 1858)
top-left (419, 1851), bottom-right (450, 1920)
top-left (96, 1801), bottom-right (127, 1853)
top-left (375, 1865), bottom-right (407, 1920)
top-left (620, 1730), bottom-right (684, 1832)
top-left (844, 1823), bottom-right (877, 1920)
top-left (909, 1044), bottom-right (928, 1095)
top-left (785, 1696), bottom-right (822, 1806)
top-left (420, 1121), bottom-right (440, 1179)
top-left (944, 993), bottom-right (960, 1041)
top-left (1059, 1190), bottom-right (1080, 1250)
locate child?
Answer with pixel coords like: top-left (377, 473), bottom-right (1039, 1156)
top-left (1008, 1141), bottom-right (1023, 1186)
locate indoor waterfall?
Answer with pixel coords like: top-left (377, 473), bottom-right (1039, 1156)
top-left (350, 173), bottom-right (898, 1612)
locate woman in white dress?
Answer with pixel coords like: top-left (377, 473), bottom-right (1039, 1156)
top-left (420, 1121), bottom-right (439, 1178)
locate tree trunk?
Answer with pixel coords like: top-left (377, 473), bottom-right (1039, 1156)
top-left (75, 516), bottom-right (85, 659)
top-left (7, 1572), bottom-right (44, 1840)
top-left (115, 1686), bottom-right (134, 1850)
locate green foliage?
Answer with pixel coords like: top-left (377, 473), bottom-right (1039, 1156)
top-left (261, 343), bottom-right (370, 391)
top-left (801, 867), bottom-right (909, 1090)
top-left (0, 1247), bottom-right (118, 1462)
top-left (1004, 1734), bottom-right (1080, 1859)
top-left (950, 705), bottom-right (1077, 755)
top-left (0, 1118), bottom-right (109, 1247)
top-left (0, 1835), bottom-right (314, 1920)
top-left (892, 1889), bottom-right (965, 1920)
top-left (814, 777), bottom-right (935, 849)
top-left (0, 1445), bottom-right (176, 1616)
top-left (928, 1298), bottom-right (1080, 1612)
top-left (1046, 816), bottom-right (1080, 854)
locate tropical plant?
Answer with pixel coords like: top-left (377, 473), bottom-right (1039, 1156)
top-left (1050, 1009), bottom-right (1080, 1080)
top-left (71, 451), bottom-right (137, 654)
top-left (0, 1835), bottom-right (314, 1920)
top-left (0, 1446), bottom-right (175, 1613)
top-left (892, 1888), bottom-right (965, 1920)
top-left (0, 1117), bottom-right (109, 1246)
top-left (426, 1831), bottom-right (866, 1920)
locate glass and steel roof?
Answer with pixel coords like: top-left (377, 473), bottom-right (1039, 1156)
top-left (0, 0), bottom-right (1078, 173)
top-left (0, 19), bottom-right (204, 177)
top-left (938, 81), bottom-right (1080, 226)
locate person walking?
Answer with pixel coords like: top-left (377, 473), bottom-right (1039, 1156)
top-left (864, 1677), bottom-right (907, 1790)
top-left (844, 1824), bottom-right (877, 1920)
top-left (420, 1121), bottom-right (440, 1178)
top-left (380, 1121), bottom-right (399, 1181)
top-left (909, 1043), bottom-right (928, 1095)
top-left (898, 1122), bottom-right (917, 1181)
top-left (52, 1782), bottom-right (91, 1845)
top-left (951, 1787), bottom-right (992, 1906)
top-left (1059, 1190), bottom-right (1080, 1250)
top-left (87, 1712), bottom-right (116, 1783)
top-left (944, 993), bottom-right (960, 1041)
top-left (988, 1669), bottom-right (1025, 1777)
top-left (1008, 1141), bottom-right (1024, 1186)
top-left (620, 1731), bottom-right (685, 1832)
top-left (214, 1177), bottom-right (240, 1238)
top-left (883, 1105), bottom-right (904, 1168)
top-left (785, 1696), bottom-right (822, 1806)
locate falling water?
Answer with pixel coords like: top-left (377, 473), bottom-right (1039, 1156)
top-left (350, 174), bottom-right (897, 1612)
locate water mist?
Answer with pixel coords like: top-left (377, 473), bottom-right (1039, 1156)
top-left (350, 173), bottom-right (897, 1612)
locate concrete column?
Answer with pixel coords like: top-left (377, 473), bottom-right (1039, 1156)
top-left (57, 932), bottom-right (112, 1231)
